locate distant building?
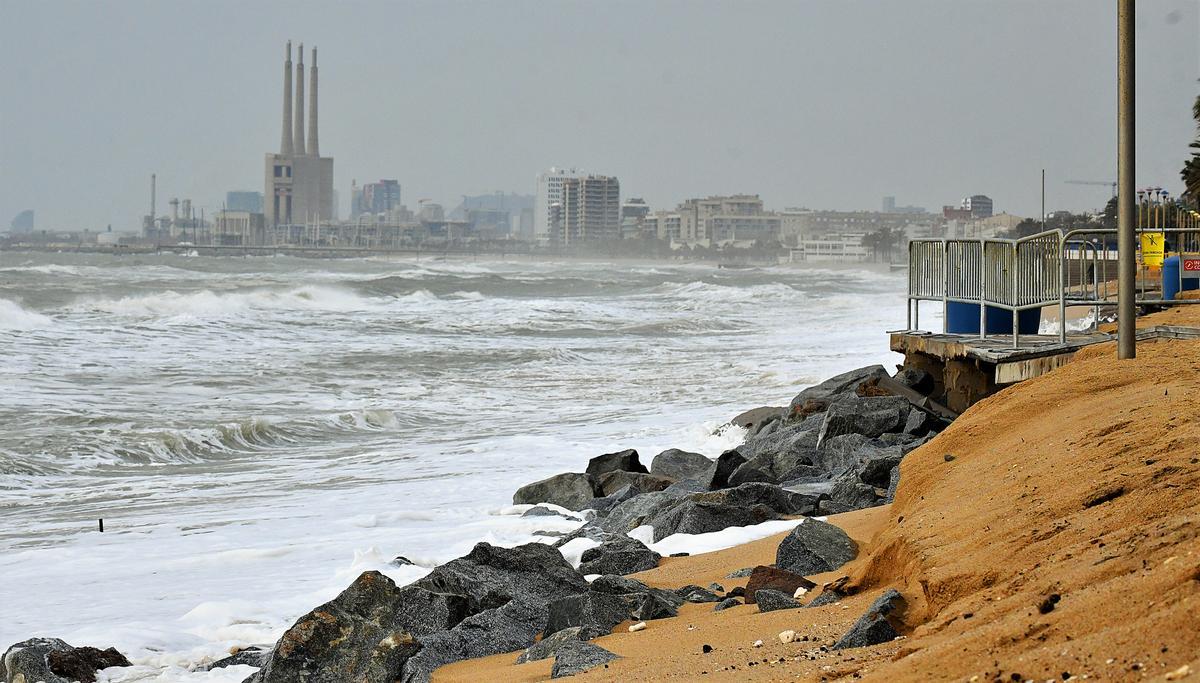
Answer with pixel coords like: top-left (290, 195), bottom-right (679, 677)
top-left (265, 42), bottom-right (334, 227)
top-left (450, 193), bottom-right (535, 239)
top-left (9, 209), bottom-right (34, 234)
top-left (357, 180), bottom-right (401, 217)
top-left (535, 167), bottom-right (587, 244)
top-left (943, 205), bottom-right (973, 221)
top-left (961, 194), bottom-right (993, 219)
top-left (676, 195), bottom-right (780, 245)
top-left (226, 191), bottom-right (264, 213)
top-left (556, 175), bottom-right (620, 244)
top-left (882, 196), bottom-right (896, 213)
top-left (213, 210), bottom-right (266, 245)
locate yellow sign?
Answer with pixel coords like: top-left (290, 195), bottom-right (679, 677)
top-left (1141, 232), bottom-right (1164, 267)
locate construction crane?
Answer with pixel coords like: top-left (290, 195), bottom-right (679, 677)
top-left (1065, 180), bottom-right (1117, 197)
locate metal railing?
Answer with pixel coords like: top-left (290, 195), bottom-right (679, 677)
top-left (908, 226), bottom-right (1200, 349)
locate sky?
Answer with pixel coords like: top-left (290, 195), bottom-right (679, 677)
top-left (1, 0), bottom-right (1197, 231)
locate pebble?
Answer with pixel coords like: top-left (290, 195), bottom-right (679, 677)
top-left (629, 622), bottom-right (647, 632)
top-left (778, 630), bottom-right (796, 644)
top-left (793, 587), bottom-right (808, 599)
top-left (753, 640), bottom-right (763, 648)
top-left (1165, 664), bottom-right (1192, 681)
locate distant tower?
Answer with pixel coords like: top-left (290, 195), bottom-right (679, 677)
top-left (293, 43), bottom-right (306, 156)
top-left (307, 47), bottom-right (319, 156)
top-left (281, 41), bottom-right (293, 156)
top-left (265, 41), bottom-right (333, 229)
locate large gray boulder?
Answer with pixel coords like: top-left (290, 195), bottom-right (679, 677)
top-left (513, 472), bottom-right (600, 511)
top-left (726, 463), bottom-right (776, 486)
top-left (414, 542), bottom-right (588, 611)
top-left (788, 365), bottom-right (889, 410)
top-left (816, 396), bottom-right (911, 448)
top-left (247, 571), bottom-right (428, 683)
top-left (2, 638), bottom-right (73, 683)
top-left (775, 518), bottom-right (857, 575)
top-left (400, 598), bottom-right (548, 683)
top-left (692, 482), bottom-right (820, 517)
top-left (515, 625), bottom-right (607, 664)
top-left (649, 449), bottom-right (712, 481)
top-left (700, 449), bottom-right (747, 490)
top-left (828, 475), bottom-right (883, 510)
top-left (743, 565), bottom-right (816, 604)
top-left (595, 471), bottom-right (671, 497)
top-left (646, 500), bottom-right (774, 542)
top-left (550, 641), bottom-right (619, 679)
top-left (585, 449), bottom-right (647, 476)
top-left (578, 535), bottom-right (661, 576)
top-left (544, 575), bottom-right (682, 636)
top-left (755, 589), bottom-right (802, 613)
top-left (832, 589), bottom-right (906, 650)
top-left (810, 433), bottom-right (901, 477)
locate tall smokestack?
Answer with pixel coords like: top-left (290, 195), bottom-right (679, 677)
top-left (293, 43), bottom-right (306, 155)
top-left (281, 41), bottom-right (294, 156)
top-left (150, 174), bottom-right (156, 219)
top-left (307, 46), bottom-right (319, 156)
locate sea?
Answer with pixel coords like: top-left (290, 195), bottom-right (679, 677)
top-left (0, 252), bottom-right (918, 680)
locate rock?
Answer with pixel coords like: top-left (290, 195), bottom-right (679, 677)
top-left (805, 589), bottom-right (845, 607)
top-left (46, 646), bottom-right (130, 683)
top-left (577, 535), bottom-right (661, 576)
top-left (701, 449), bottom-right (747, 490)
top-left (726, 567), bottom-right (754, 579)
top-left (775, 519), bottom-right (857, 575)
top-left (744, 566), bottom-right (816, 604)
top-left (885, 466), bottom-right (902, 503)
top-left (586, 449), bottom-right (647, 476)
top-left (730, 406), bottom-right (787, 431)
top-left (674, 585), bottom-right (721, 603)
top-left (401, 598), bottom-right (547, 683)
top-left (650, 449), bottom-right (713, 481)
top-left (627, 622), bottom-right (647, 633)
top-left (196, 646), bottom-right (271, 672)
top-left (1, 638), bottom-right (74, 683)
top-left (414, 542), bottom-right (589, 611)
top-left (390, 555), bottom-right (417, 566)
top-left (543, 575), bottom-right (682, 636)
top-left (809, 434), bottom-right (900, 477)
top-left (693, 482), bottom-right (820, 517)
top-left (515, 625), bottom-right (607, 664)
top-left (902, 408), bottom-right (941, 436)
top-left (857, 452), bottom-right (904, 489)
top-left (789, 365), bottom-right (889, 411)
top-left (816, 396), bottom-right (911, 447)
top-left (832, 589), bottom-right (906, 650)
top-left (646, 500), bottom-right (774, 542)
top-left (893, 367), bottom-right (935, 395)
top-left (727, 586), bottom-right (746, 599)
top-left (828, 475), bottom-right (882, 510)
top-left (713, 597), bottom-right (742, 611)
top-left (778, 630), bottom-right (797, 644)
top-left (708, 582), bottom-right (724, 593)
top-left (513, 473), bottom-right (600, 511)
top-left (522, 506), bottom-right (581, 520)
top-left (550, 641), bottom-right (619, 678)
top-left (755, 589), bottom-right (802, 612)
top-left (596, 470), bottom-right (672, 497)
top-left (594, 489), bottom-right (691, 535)
top-left (752, 639), bottom-right (763, 648)
top-left (726, 463), bottom-right (776, 486)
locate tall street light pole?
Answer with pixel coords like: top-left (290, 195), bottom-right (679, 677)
top-left (1116, 0), bottom-right (1136, 359)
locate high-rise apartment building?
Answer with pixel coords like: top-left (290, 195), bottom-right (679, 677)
top-left (556, 175), bottom-right (620, 244)
top-left (534, 167), bottom-right (586, 244)
top-left (961, 195), bottom-right (993, 219)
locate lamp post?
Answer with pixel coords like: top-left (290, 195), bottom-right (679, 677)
top-left (1116, 0), bottom-right (1136, 359)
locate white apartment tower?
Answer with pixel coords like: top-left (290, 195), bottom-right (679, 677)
top-left (534, 167), bottom-right (586, 244)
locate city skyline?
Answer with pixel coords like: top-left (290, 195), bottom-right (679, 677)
top-left (1, 0), bottom-right (1197, 230)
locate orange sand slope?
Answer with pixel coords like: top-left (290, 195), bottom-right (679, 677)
top-left (438, 333), bottom-right (1200, 682)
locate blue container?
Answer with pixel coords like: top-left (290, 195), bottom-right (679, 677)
top-left (946, 301), bottom-right (1041, 335)
top-left (1161, 256), bottom-right (1199, 301)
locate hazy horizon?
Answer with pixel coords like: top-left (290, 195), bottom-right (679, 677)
top-left (2, 0), bottom-right (1197, 231)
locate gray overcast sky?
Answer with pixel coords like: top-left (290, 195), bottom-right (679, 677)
top-left (1, 0), bottom-right (1197, 230)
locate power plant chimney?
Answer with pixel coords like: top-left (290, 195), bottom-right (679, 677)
top-left (281, 41), bottom-right (294, 156)
top-left (293, 43), bottom-right (306, 155)
top-left (150, 174), bottom-right (156, 220)
top-left (307, 46), bottom-right (319, 156)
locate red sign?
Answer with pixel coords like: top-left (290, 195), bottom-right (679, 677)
top-left (1184, 259), bottom-right (1200, 272)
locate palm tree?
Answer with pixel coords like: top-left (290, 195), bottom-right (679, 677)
top-left (1183, 92), bottom-right (1200, 201)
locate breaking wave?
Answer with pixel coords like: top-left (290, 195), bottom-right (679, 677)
top-left (70, 285), bottom-right (386, 318)
top-left (0, 299), bottom-right (52, 330)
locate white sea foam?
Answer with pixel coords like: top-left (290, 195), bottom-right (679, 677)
top-left (0, 298), bottom-right (52, 329)
top-left (72, 285), bottom-right (384, 318)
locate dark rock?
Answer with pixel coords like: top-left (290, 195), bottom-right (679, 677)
top-left (2, 638), bottom-right (74, 683)
top-left (650, 449), bottom-right (713, 481)
top-left (885, 465), bottom-right (902, 503)
top-left (809, 433), bottom-right (900, 477)
top-left (893, 368), bottom-right (935, 395)
top-left (713, 597), bottom-right (742, 612)
top-left (708, 582), bottom-right (724, 593)
top-left (595, 489), bottom-right (691, 534)
top-left (45, 646), bottom-right (131, 683)
top-left (515, 625), bottom-right (607, 664)
top-left (701, 449), bottom-right (747, 490)
top-left (646, 500), bottom-right (774, 542)
top-left (390, 555), bottom-right (417, 566)
top-left (817, 396), bottom-right (911, 447)
top-left (727, 586), bottom-right (746, 599)
top-left (401, 598), bottom-right (547, 683)
top-left (578, 535), bottom-right (661, 576)
top-left (513, 473), bottom-right (600, 511)
top-left (726, 567), bottom-right (754, 579)
top-left (743, 565), bottom-right (816, 604)
top-left (197, 646), bottom-right (271, 672)
top-left (903, 408), bottom-right (941, 436)
top-left (596, 471), bottom-right (672, 497)
top-left (831, 589), bottom-right (906, 650)
top-left (805, 588), bottom-right (846, 608)
top-left (789, 365), bottom-right (890, 412)
top-left (522, 506), bottom-right (581, 520)
top-left (550, 641), bottom-right (619, 679)
top-left (414, 542), bottom-right (589, 611)
top-left (669, 552), bottom-right (689, 557)
top-left (251, 571), bottom-right (424, 683)
top-left (694, 482), bottom-right (820, 516)
top-left (552, 522), bottom-right (613, 549)
top-left (829, 475), bottom-right (882, 510)
top-left (586, 449), bottom-right (647, 476)
top-left (726, 463), bottom-right (776, 486)
top-left (817, 498), bottom-right (859, 516)
top-left (630, 590), bottom-right (681, 621)
top-left (674, 585), bottom-right (721, 603)
top-left (544, 575), bottom-right (682, 636)
top-left (777, 464), bottom-right (825, 483)
top-left (702, 644), bottom-right (713, 654)
top-left (775, 519), bottom-right (857, 575)
top-left (730, 406), bottom-right (787, 431)
top-left (755, 589), bottom-right (802, 613)
top-left (944, 453), bottom-right (956, 462)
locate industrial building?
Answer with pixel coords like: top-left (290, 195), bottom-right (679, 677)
top-left (265, 42), bottom-right (334, 227)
